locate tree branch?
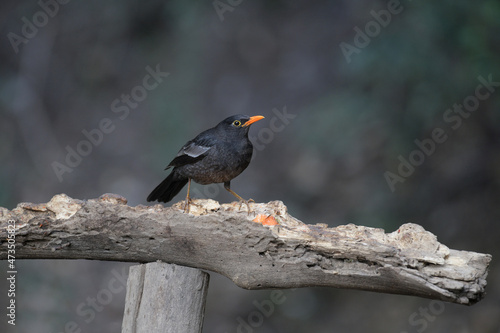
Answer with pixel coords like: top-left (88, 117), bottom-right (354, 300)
top-left (0, 194), bottom-right (491, 305)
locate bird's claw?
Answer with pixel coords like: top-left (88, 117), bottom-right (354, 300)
top-left (239, 198), bottom-right (255, 215)
top-left (183, 199), bottom-right (191, 213)
top-left (183, 197), bottom-right (201, 213)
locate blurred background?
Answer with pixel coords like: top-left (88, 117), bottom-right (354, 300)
top-left (1, 0), bottom-right (499, 332)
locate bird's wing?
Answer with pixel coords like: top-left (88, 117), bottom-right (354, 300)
top-left (181, 141), bottom-right (212, 158)
top-left (165, 138), bottom-right (213, 169)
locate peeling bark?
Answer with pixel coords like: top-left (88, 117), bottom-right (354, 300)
top-left (0, 193), bottom-right (491, 305)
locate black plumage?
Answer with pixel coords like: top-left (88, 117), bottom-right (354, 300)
top-left (147, 114), bottom-right (264, 212)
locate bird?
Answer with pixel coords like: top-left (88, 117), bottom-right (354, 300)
top-left (147, 114), bottom-right (265, 213)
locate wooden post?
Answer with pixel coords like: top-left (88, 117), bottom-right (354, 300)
top-left (121, 261), bottom-right (210, 333)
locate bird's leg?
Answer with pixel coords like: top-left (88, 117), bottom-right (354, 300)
top-left (184, 178), bottom-right (192, 213)
top-left (183, 179), bottom-right (203, 213)
top-left (224, 181), bottom-right (254, 214)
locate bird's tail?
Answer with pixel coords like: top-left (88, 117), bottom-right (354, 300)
top-left (147, 171), bottom-right (188, 203)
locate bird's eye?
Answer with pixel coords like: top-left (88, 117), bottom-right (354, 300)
top-left (232, 120), bottom-right (242, 127)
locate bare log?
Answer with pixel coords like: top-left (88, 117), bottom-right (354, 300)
top-left (0, 193), bottom-right (492, 305)
top-left (122, 262), bottom-right (209, 333)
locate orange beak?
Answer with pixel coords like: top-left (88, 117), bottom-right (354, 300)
top-left (242, 115), bottom-right (265, 127)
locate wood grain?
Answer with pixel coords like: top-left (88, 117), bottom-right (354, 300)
top-left (122, 262), bottom-right (209, 333)
top-left (0, 193), bottom-right (492, 305)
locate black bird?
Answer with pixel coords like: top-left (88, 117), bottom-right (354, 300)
top-left (147, 114), bottom-right (264, 212)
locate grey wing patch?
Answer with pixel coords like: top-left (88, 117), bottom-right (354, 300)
top-left (165, 141), bottom-right (211, 169)
top-left (179, 142), bottom-right (211, 158)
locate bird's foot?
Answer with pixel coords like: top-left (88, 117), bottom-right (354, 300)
top-left (183, 197), bottom-right (203, 213)
top-left (239, 198), bottom-right (255, 215)
top-left (183, 199), bottom-right (190, 213)
top-left (183, 197), bottom-right (193, 213)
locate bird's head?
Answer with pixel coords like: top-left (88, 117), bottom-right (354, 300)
top-left (217, 114), bottom-right (265, 137)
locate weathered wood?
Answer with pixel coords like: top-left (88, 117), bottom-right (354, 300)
top-left (122, 262), bottom-right (209, 333)
top-left (0, 193), bottom-right (492, 305)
